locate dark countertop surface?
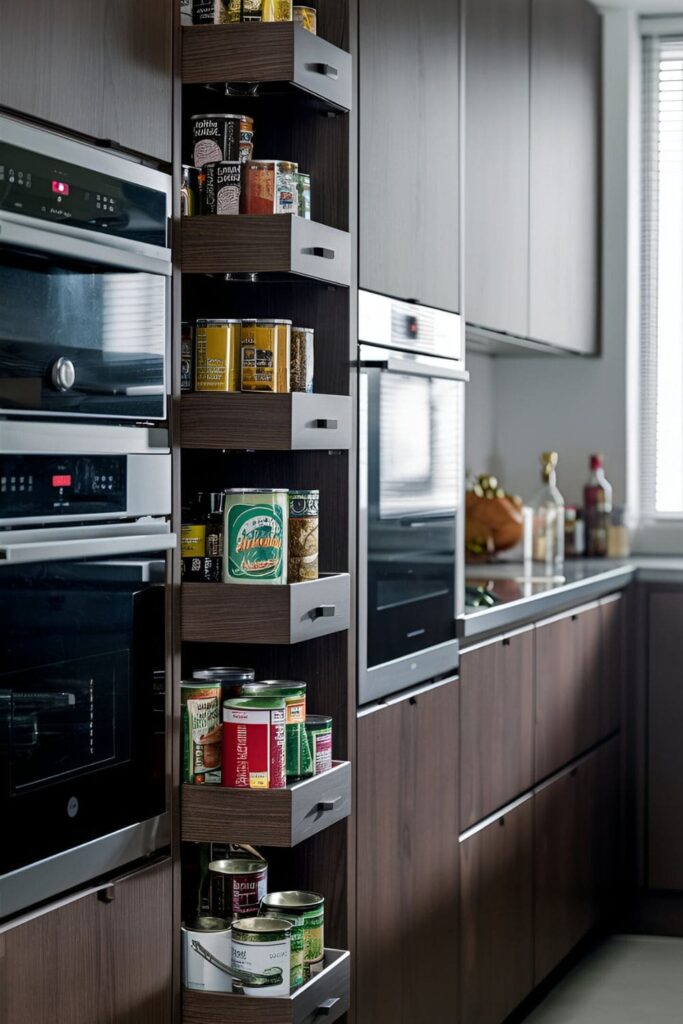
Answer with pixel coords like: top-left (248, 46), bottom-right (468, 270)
top-left (459, 557), bottom-right (683, 644)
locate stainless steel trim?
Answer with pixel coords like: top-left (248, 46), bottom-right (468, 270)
top-left (0, 420), bottom-right (169, 455)
top-left (459, 791), bottom-right (534, 843)
top-left (0, 521), bottom-right (176, 564)
top-left (357, 673), bottom-right (459, 718)
top-left (358, 290), bottom-right (464, 361)
top-left (0, 813), bottom-right (170, 921)
top-left (359, 639), bottom-right (460, 706)
top-left (460, 622), bottom-right (536, 655)
top-left (358, 357), bottom-right (470, 382)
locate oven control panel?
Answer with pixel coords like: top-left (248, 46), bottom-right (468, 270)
top-left (0, 455), bottom-right (126, 519)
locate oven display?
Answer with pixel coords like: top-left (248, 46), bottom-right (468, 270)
top-left (0, 455), bottom-right (126, 519)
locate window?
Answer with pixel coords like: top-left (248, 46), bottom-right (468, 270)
top-left (641, 31), bottom-right (683, 518)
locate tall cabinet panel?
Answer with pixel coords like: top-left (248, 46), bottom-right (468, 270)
top-left (356, 679), bottom-right (460, 1023)
top-left (359, 0), bottom-right (461, 312)
top-left (465, 0), bottom-right (530, 336)
top-left (528, 0), bottom-right (601, 353)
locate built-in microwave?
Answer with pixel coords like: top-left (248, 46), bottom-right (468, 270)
top-left (0, 115), bottom-right (171, 422)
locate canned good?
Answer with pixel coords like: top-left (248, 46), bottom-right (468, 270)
top-left (242, 160), bottom-right (299, 215)
top-left (241, 681), bottom-right (312, 780)
top-left (181, 322), bottom-right (194, 392)
top-left (259, 892), bottom-right (324, 978)
top-left (262, 0), bottom-right (293, 20)
top-left (191, 113), bottom-right (243, 167)
top-left (181, 165), bottom-right (201, 217)
top-left (195, 319), bottom-right (241, 392)
top-left (276, 161), bottom-right (298, 213)
top-left (240, 114), bottom-right (255, 163)
top-left (241, 319), bottom-right (291, 393)
top-left (293, 5), bottom-right (316, 33)
top-left (210, 858), bottom-right (268, 919)
top-left (258, 900), bottom-right (305, 989)
top-left (181, 683), bottom-right (222, 784)
top-left (305, 715), bottom-right (333, 776)
top-left (182, 917), bottom-right (232, 992)
top-left (223, 488), bottom-right (289, 584)
top-left (182, 523), bottom-right (206, 558)
top-left (223, 697), bottom-right (286, 789)
top-left (290, 327), bottom-right (314, 393)
top-left (182, 557), bottom-right (222, 582)
top-left (241, 0), bottom-right (263, 20)
top-left (203, 161), bottom-right (241, 215)
top-left (231, 917), bottom-right (291, 998)
top-left (295, 172), bottom-right (311, 219)
top-left (193, 666), bottom-right (256, 700)
top-left (288, 490), bottom-right (319, 583)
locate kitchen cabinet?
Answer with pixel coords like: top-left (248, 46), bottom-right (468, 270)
top-left (600, 593), bottom-right (625, 740)
top-left (648, 590), bottom-right (683, 890)
top-left (0, 857), bottom-right (173, 1024)
top-left (460, 627), bottom-right (534, 829)
top-left (0, 0), bottom-right (172, 163)
top-left (528, 0), bottom-right (601, 353)
top-left (460, 796), bottom-right (534, 1024)
top-left (465, 0), bottom-right (530, 337)
top-left (359, 0), bottom-right (461, 312)
top-left (356, 679), bottom-right (460, 1023)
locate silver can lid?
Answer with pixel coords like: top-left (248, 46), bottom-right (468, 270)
top-left (191, 112), bottom-right (245, 120)
top-left (232, 916), bottom-right (293, 935)
top-left (182, 916), bottom-right (231, 933)
top-left (223, 488), bottom-right (289, 494)
top-left (208, 858), bottom-right (267, 876)
top-left (260, 890), bottom-right (325, 911)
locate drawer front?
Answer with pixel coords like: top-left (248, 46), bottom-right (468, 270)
top-left (290, 573), bottom-right (351, 643)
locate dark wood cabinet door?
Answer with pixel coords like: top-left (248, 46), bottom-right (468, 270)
top-left (460, 627), bottom-right (534, 829)
top-left (529, 0), bottom-right (601, 353)
top-left (359, 0), bottom-right (461, 312)
top-left (648, 590), bottom-right (683, 890)
top-left (356, 679), bottom-right (459, 1023)
top-left (594, 735), bottom-right (621, 919)
top-left (0, 858), bottom-right (173, 1024)
top-left (599, 593), bottom-right (624, 740)
top-left (465, 0), bottom-right (530, 336)
top-left (0, 0), bottom-right (172, 162)
top-left (535, 604), bottom-right (602, 781)
top-left (460, 797), bottom-right (534, 1024)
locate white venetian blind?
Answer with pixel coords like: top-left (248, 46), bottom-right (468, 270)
top-left (640, 32), bottom-right (683, 518)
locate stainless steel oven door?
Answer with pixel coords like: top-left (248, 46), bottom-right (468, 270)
top-left (358, 347), bottom-right (467, 705)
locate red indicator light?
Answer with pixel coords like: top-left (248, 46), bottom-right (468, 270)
top-left (51, 180), bottom-right (69, 196)
top-left (52, 474), bottom-right (72, 487)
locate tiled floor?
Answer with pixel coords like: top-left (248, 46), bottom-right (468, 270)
top-left (523, 935), bottom-right (683, 1023)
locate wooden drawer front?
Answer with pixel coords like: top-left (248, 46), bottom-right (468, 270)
top-left (460, 628), bottom-right (534, 829)
top-left (599, 593), bottom-right (624, 740)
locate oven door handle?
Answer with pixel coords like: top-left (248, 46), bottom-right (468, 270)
top-left (358, 358), bottom-right (469, 383)
top-left (0, 525), bottom-right (176, 565)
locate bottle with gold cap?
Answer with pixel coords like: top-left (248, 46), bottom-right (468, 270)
top-left (531, 452), bottom-right (565, 571)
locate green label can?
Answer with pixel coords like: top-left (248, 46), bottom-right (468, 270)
top-left (181, 683), bottom-right (222, 784)
top-left (305, 715), bottom-right (333, 776)
top-left (257, 891), bottom-right (324, 979)
top-left (258, 900), bottom-right (305, 989)
top-left (223, 489), bottom-right (288, 584)
top-left (241, 681), bottom-right (313, 780)
top-left (231, 917), bottom-right (291, 997)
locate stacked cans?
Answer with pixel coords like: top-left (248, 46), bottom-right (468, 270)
top-left (192, 0), bottom-right (295, 23)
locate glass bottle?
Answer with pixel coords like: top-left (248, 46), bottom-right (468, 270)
top-left (532, 451), bottom-right (565, 571)
top-left (584, 454), bottom-right (613, 558)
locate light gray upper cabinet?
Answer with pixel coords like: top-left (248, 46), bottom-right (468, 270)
top-left (359, 0), bottom-right (461, 313)
top-left (465, 0), bottom-right (530, 338)
top-left (529, 0), bottom-right (601, 354)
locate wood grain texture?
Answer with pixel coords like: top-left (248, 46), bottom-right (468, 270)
top-left (181, 761), bottom-right (351, 846)
top-left (356, 680), bottom-right (459, 1023)
top-left (182, 574), bottom-right (350, 644)
top-left (460, 628), bottom-right (534, 829)
top-left (460, 797), bottom-right (534, 1024)
top-left (180, 393), bottom-right (352, 452)
top-left (599, 593), bottom-right (625, 742)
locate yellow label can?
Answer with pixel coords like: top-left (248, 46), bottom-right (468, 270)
top-left (262, 0), bottom-right (293, 20)
top-left (181, 524), bottom-right (207, 559)
top-left (195, 319), bottom-right (241, 392)
top-left (240, 319), bottom-right (291, 393)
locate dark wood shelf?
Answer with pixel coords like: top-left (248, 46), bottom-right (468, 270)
top-left (180, 215), bottom-right (351, 287)
top-left (183, 948), bottom-right (349, 1024)
top-left (181, 761), bottom-right (351, 847)
top-left (182, 573), bottom-right (350, 644)
top-left (181, 23), bottom-right (352, 112)
top-left (181, 392), bottom-right (352, 451)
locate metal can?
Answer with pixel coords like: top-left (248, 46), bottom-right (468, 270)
top-left (262, 0), bottom-right (293, 20)
top-left (210, 858), bottom-right (268, 920)
top-left (182, 917), bottom-right (233, 992)
top-left (241, 319), bottom-right (291, 393)
top-left (288, 490), bottom-right (319, 583)
top-left (181, 165), bottom-right (200, 217)
top-left (258, 899), bottom-right (305, 989)
top-left (193, 665), bottom-right (256, 700)
top-left (195, 319), bottom-right (241, 392)
top-left (181, 322), bottom-right (194, 392)
top-left (240, 114), bottom-right (255, 163)
top-left (276, 161), bottom-right (298, 213)
top-left (231, 918), bottom-right (291, 998)
top-left (203, 161), bottom-right (241, 215)
top-left (223, 697), bottom-right (287, 789)
top-left (305, 715), bottom-right (333, 776)
top-left (223, 488), bottom-right (289, 584)
top-left (295, 172), bottom-right (311, 219)
top-left (192, 0), bottom-right (239, 22)
top-left (241, 0), bottom-right (263, 20)
top-left (258, 892), bottom-right (324, 979)
top-left (191, 113), bottom-right (243, 167)
top-left (181, 682), bottom-right (223, 784)
top-left (182, 557), bottom-right (222, 582)
top-left (242, 160), bottom-right (299, 215)
top-left (290, 327), bottom-right (314, 393)
top-left (182, 522), bottom-right (206, 559)
top-left (241, 681), bottom-right (312, 780)
top-left (293, 5), bottom-right (317, 33)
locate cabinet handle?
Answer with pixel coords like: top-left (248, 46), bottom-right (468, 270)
top-left (315, 997), bottom-right (341, 1016)
top-left (314, 418), bottom-right (339, 430)
top-left (310, 605), bottom-right (335, 620)
top-left (303, 246), bottom-right (336, 260)
top-left (98, 885), bottom-right (116, 903)
top-left (318, 797), bottom-right (342, 811)
top-left (308, 62), bottom-right (339, 80)
top-left (502, 637), bottom-right (511, 647)
top-left (499, 816), bottom-right (506, 827)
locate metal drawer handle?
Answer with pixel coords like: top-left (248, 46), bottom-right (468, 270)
top-left (308, 62), bottom-right (339, 80)
top-left (315, 997), bottom-right (341, 1016)
top-left (318, 797), bottom-right (342, 812)
top-left (303, 246), bottom-right (336, 260)
top-left (310, 605), bottom-right (335, 620)
top-left (314, 418), bottom-right (339, 430)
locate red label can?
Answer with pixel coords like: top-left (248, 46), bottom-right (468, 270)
top-left (222, 697), bottom-right (286, 789)
top-left (209, 858), bottom-right (268, 919)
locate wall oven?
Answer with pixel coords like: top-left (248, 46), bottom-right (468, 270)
top-left (0, 426), bottom-right (174, 920)
top-left (0, 114), bottom-right (171, 422)
top-left (358, 292), bottom-right (467, 705)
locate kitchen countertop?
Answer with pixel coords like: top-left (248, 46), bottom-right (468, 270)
top-left (459, 557), bottom-right (683, 644)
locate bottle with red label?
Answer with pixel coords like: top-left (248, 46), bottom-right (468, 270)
top-left (584, 454), bottom-right (613, 558)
